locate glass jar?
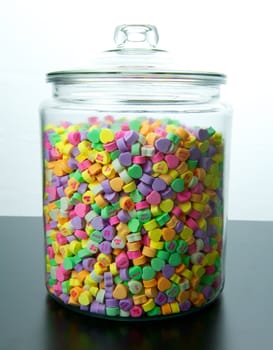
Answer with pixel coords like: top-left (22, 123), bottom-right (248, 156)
top-left (41, 24), bottom-right (232, 320)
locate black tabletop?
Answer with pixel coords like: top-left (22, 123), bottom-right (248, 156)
top-left (0, 217), bottom-right (273, 350)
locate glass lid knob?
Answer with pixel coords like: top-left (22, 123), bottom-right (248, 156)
top-left (114, 24), bottom-right (159, 49)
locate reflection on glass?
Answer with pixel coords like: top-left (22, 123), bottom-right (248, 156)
top-left (44, 295), bottom-right (225, 350)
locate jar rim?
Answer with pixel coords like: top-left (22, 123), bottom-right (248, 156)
top-left (47, 70), bottom-right (226, 85)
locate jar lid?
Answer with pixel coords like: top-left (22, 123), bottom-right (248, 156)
top-left (47, 24), bottom-right (226, 85)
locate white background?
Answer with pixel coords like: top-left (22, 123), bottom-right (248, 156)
top-left (0, 0), bottom-right (272, 220)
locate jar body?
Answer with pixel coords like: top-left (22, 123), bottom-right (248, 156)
top-left (41, 82), bottom-right (231, 319)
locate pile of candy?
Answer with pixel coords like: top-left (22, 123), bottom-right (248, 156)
top-left (43, 116), bottom-right (224, 318)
